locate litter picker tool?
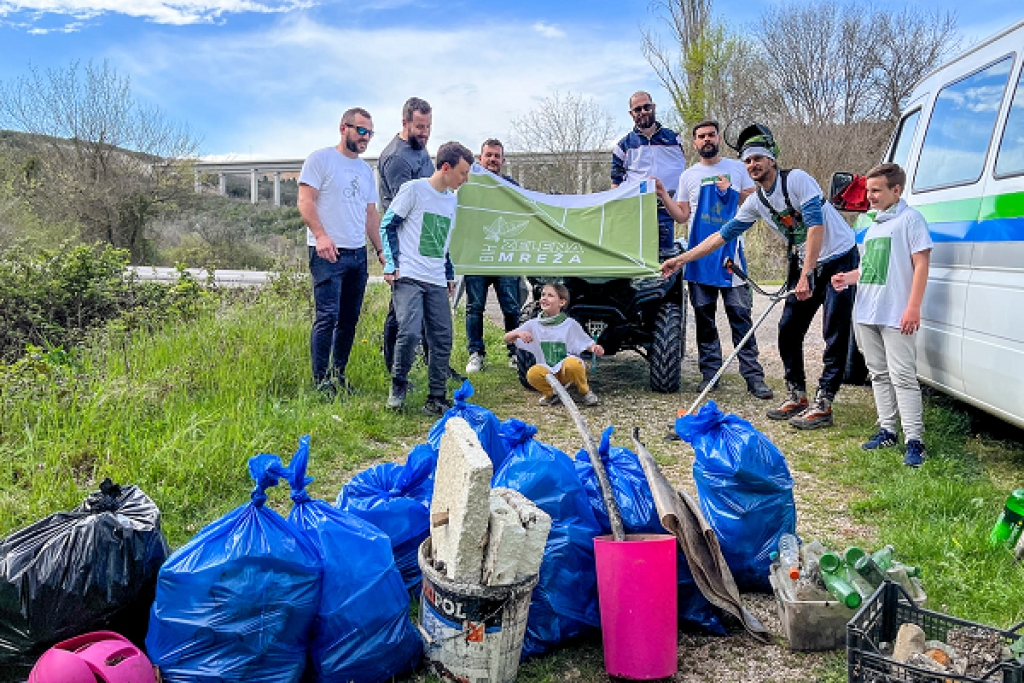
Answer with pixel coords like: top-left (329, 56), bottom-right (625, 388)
top-left (545, 374), bottom-right (626, 541)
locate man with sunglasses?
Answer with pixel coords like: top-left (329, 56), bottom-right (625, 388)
top-left (299, 106), bottom-right (385, 398)
top-left (611, 92), bottom-right (688, 260)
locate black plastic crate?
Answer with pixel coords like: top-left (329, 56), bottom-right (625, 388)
top-left (848, 581), bottom-right (1024, 683)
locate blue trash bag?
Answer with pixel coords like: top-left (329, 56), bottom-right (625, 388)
top-left (676, 400), bottom-right (797, 592)
top-left (493, 419), bottom-right (603, 658)
top-left (146, 453), bottom-right (322, 683)
top-left (284, 437), bottom-right (422, 683)
top-left (574, 426), bottom-right (726, 635)
top-left (427, 380), bottom-right (509, 470)
top-left (337, 443), bottom-right (436, 591)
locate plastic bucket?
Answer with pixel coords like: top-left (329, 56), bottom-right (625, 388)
top-left (418, 539), bottom-right (539, 683)
top-left (594, 533), bottom-right (678, 680)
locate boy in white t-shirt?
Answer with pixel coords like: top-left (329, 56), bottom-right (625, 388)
top-left (380, 141), bottom-right (474, 415)
top-left (505, 284), bottom-right (605, 406)
top-left (831, 163), bottom-right (932, 467)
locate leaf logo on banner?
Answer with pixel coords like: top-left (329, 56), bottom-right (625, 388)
top-left (482, 215), bottom-right (530, 242)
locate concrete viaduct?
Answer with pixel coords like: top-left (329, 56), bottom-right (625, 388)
top-left (192, 151), bottom-right (609, 206)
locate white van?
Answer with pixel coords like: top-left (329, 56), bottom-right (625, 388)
top-left (836, 19), bottom-right (1024, 429)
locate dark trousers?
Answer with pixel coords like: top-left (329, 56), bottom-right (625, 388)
top-left (690, 282), bottom-right (765, 383)
top-left (392, 278), bottom-right (453, 397)
top-left (309, 246), bottom-right (368, 384)
top-left (778, 247), bottom-right (859, 399)
top-left (465, 275), bottom-right (520, 356)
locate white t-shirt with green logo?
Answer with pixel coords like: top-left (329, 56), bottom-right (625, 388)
top-left (513, 315), bottom-right (595, 373)
top-left (854, 200), bottom-right (933, 328)
top-left (382, 178), bottom-right (457, 287)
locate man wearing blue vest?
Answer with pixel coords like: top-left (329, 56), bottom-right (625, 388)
top-left (658, 120), bottom-right (773, 399)
top-left (611, 91), bottom-right (687, 260)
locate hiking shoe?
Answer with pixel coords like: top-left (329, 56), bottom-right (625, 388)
top-left (423, 395), bottom-right (453, 416)
top-left (697, 377), bottom-right (720, 393)
top-left (581, 391), bottom-right (600, 407)
top-left (904, 439), bottom-right (926, 467)
top-left (538, 394), bottom-right (561, 407)
top-left (789, 391), bottom-right (834, 430)
top-left (386, 381), bottom-right (408, 410)
top-left (862, 428), bottom-right (898, 451)
top-left (465, 352), bottom-right (485, 374)
top-left (767, 385), bottom-right (808, 420)
top-left (747, 379), bottom-right (774, 400)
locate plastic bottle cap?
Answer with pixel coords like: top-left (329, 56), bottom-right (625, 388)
top-left (788, 567), bottom-right (800, 580)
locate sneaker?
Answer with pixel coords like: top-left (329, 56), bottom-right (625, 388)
top-left (581, 391), bottom-right (600, 407)
top-left (538, 394), bottom-right (561, 407)
top-left (747, 379), bottom-right (774, 400)
top-left (766, 384), bottom-right (808, 420)
top-left (788, 390), bottom-right (834, 430)
top-left (386, 381), bottom-right (408, 410)
top-left (448, 366), bottom-right (468, 384)
top-left (697, 377), bottom-right (720, 393)
top-left (465, 352), bottom-right (485, 374)
top-left (862, 428), bottom-right (898, 450)
top-left (423, 395), bottom-right (453, 416)
top-left (508, 355), bottom-right (518, 368)
top-left (904, 439), bottom-right (926, 467)
top-left (315, 380), bottom-right (337, 401)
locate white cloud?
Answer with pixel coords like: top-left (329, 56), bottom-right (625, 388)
top-left (532, 21), bottom-right (565, 38)
top-left (0, 0), bottom-right (311, 26)
top-left (110, 14), bottom-right (660, 159)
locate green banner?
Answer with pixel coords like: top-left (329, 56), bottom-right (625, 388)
top-left (450, 166), bottom-right (659, 276)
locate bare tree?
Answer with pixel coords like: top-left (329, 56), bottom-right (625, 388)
top-left (508, 91), bottom-right (616, 194)
top-left (0, 60), bottom-right (201, 262)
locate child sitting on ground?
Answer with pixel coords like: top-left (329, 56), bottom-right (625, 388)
top-left (831, 163), bottom-right (932, 467)
top-left (505, 283), bottom-right (604, 406)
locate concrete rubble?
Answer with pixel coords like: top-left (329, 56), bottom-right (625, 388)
top-left (429, 419), bottom-right (551, 586)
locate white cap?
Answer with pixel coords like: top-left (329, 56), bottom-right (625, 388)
top-left (741, 145), bottom-right (775, 162)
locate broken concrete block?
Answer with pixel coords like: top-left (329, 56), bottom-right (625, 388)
top-left (483, 492), bottom-right (527, 586)
top-left (431, 417), bottom-right (493, 583)
top-left (893, 622), bottom-right (926, 663)
top-left (494, 488), bottom-right (551, 579)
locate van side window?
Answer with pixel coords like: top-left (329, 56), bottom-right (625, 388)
top-left (995, 66), bottom-right (1024, 177)
top-left (889, 110), bottom-right (921, 171)
top-left (914, 55), bottom-right (1014, 192)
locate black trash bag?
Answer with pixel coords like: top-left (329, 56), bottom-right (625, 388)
top-left (0, 479), bottom-right (170, 676)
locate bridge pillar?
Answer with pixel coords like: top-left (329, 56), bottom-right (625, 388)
top-left (250, 169), bottom-right (258, 204)
top-left (194, 170), bottom-right (201, 194)
top-left (218, 173), bottom-right (227, 196)
top-left (273, 172), bottom-right (281, 207)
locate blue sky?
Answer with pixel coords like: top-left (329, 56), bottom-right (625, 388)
top-left (0, 0), bottom-right (1021, 160)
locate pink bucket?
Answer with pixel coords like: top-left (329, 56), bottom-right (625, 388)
top-left (594, 534), bottom-right (678, 680)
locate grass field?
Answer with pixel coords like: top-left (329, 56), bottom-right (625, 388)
top-left (1, 276), bottom-right (1023, 682)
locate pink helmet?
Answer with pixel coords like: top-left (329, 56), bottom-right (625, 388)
top-left (29, 631), bottom-right (157, 683)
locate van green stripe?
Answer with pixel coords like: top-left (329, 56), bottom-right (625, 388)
top-left (914, 197), bottom-right (984, 222)
top-left (980, 191), bottom-right (1024, 220)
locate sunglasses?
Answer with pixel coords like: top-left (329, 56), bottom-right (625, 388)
top-left (631, 103), bottom-right (654, 114)
top-left (345, 124), bottom-right (374, 138)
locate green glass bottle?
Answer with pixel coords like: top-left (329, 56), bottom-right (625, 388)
top-left (990, 489), bottom-right (1024, 548)
top-left (821, 568), bottom-right (862, 609)
top-left (844, 546), bottom-right (866, 567)
top-left (870, 545), bottom-right (894, 571)
top-left (854, 555), bottom-right (886, 587)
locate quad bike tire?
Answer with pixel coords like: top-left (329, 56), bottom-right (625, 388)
top-left (649, 301), bottom-right (682, 394)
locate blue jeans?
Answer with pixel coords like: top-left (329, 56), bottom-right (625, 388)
top-left (309, 246), bottom-right (368, 384)
top-left (465, 276), bottom-right (520, 356)
top-left (689, 282), bottom-right (765, 383)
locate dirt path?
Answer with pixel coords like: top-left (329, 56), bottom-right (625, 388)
top-left (479, 290), bottom-right (874, 681)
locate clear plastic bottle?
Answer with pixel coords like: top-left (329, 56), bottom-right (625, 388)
top-left (778, 533), bottom-right (801, 580)
top-left (870, 545), bottom-right (894, 571)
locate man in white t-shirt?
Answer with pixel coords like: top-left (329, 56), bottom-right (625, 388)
top-left (831, 164), bottom-right (932, 467)
top-left (380, 141), bottom-right (474, 416)
top-left (658, 120), bottom-right (771, 400)
top-left (298, 106), bottom-right (386, 398)
top-left (662, 126), bottom-right (858, 430)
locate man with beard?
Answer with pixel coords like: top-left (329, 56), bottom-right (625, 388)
top-left (464, 138), bottom-right (523, 374)
top-left (657, 120), bottom-right (772, 399)
top-left (299, 106), bottom-right (386, 397)
top-left (611, 91), bottom-right (688, 259)
top-left (661, 126), bottom-right (857, 429)
top-left (377, 97), bottom-right (464, 381)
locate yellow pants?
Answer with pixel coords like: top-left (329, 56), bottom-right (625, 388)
top-left (527, 357), bottom-right (590, 397)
